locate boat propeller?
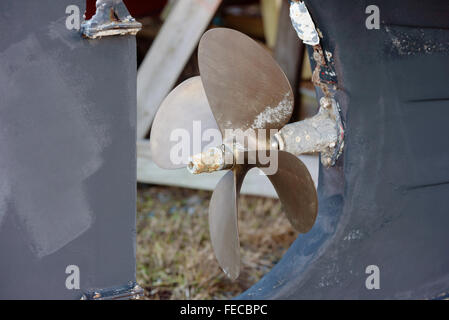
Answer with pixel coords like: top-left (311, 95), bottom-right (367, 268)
top-left (150, 28), bottom-right (343, 279)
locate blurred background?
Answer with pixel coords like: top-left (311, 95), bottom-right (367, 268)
top-left (87, 0), bottom-right (319, 299)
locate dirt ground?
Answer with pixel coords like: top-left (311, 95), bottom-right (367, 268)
top-left (136, 185), bottom-right (297, 300)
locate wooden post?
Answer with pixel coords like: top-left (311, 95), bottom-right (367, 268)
top-left (260, 0), bottom-right (282, 49)
top-left (136, 0), bottom-right (222, 139)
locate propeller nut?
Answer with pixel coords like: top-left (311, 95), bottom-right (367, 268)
top-left (187, 146), bottom-right (234, 174)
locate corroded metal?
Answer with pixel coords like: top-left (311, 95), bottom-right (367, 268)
top-left (81, 0), bottom-right (142, 39)
top-left (275, 97), bottom-right (344, 167)
top-left (187, 145), bottom-right (234, 174)
top-left (81, 283), bottom-right (143, 300)
top-left (187, 96), bottom-right (344, 169)
top-left (289, 0), bottom-right (320, 45)
top-left (311, 45), bottom-right (338, 97)
top-left (287, 0), bottom-right (344, 166)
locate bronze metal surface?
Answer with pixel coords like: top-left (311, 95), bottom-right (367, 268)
top-left (198, 28), bottom-right (294, 138)
top-left (208, 166), bottom-right (249, 280)
top-left (150, 77), bottom-right (220, 169)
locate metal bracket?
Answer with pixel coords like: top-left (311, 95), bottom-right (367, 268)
top-left (81, 0), bottom-right (142, 39)
top-left (81, 282), bottom-right (144, 300)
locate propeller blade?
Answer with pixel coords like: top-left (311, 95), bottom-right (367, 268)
top-left (209, 165), bottom-right (248, 280)
top-left (198, 28), bottom-right (294, 137)
top-left (150, 76), bottom-right (221, 169)
top-left (262, 151), bottom-right (318, 233)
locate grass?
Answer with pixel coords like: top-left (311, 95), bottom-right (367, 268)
top-left (136, 185), bottom-right (297, 300)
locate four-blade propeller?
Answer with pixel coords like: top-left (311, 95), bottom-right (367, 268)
top-left (150, 28), bottom-right (318, 279)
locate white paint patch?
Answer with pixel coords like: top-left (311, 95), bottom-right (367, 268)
top-left (251, 93), bottom-right (292, 129)
top-left (0, 35), bottom-right (101, 258)
top-left (344, 230), bottom-right (363, 241)
top-left (48, 17), bottom-right (83, 50)
top-left (289, 1), bottom-right (320, 46)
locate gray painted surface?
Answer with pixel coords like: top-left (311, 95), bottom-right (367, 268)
top-left (241, 0), bottom-right (449, 299)
top-left (0, 0), bottom-right (137, 299)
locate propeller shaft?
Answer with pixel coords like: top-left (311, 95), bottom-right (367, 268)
top-left (274, 97), bottom-right (344, 167)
